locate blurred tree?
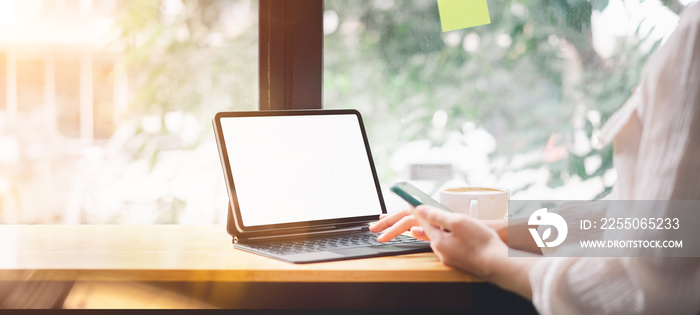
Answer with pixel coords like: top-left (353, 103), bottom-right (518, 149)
top-left (324, 0), bottom-right (664, 198)
top-left (101, 0), bottom-right (258, 223)
top-left (114, 0), bottom-right (258, 165)
top-left (111, 0), bottom-right (671, 206)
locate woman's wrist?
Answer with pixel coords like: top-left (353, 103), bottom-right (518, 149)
top-left (480, 218), bottom-right (510, 245)
top-left (482, 244), bottom-right (540, 300)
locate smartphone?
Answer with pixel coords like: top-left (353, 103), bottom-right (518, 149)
top-left (390, 182), bottom-right (453, 212)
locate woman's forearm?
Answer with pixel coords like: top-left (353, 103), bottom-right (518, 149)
top-left (497, 217), bottom-right (543, 254)
top-left (483, 246), bottom-right (541, 300)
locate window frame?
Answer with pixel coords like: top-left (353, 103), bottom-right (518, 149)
top-left (259, 0), bottom-right (323, 110)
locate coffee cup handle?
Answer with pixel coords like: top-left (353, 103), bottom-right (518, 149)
top-left (469, 200), bottom-right (478, 218)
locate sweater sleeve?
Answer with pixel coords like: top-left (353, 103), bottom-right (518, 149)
top-left (530, 4), bottom-right (700, 314)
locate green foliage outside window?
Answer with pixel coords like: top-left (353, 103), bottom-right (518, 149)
top-left (324, 0), bottom-right (673, 198)
top-left (115, 0), bottom-right (257, 168)
top-left (110, 0), bottom-right (682, 223)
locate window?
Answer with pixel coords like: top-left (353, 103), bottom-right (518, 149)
top-left (0, 0), bottom-right (686, 224)
top-left (322, 0), bottom-right (684, 211)
top-left (0, 0), bottom-right (258, 224)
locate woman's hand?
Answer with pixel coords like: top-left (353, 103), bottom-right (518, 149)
top-left (370, 207), bottom-right (509, 243)
top-left (369, 208), bottom-right (429, 242)
top-left (413, 205), bottom-right (538, 299)
top-left (413, 205), bottom-right (507, 279)
top-left (372, 205), bottom-right (538, 298)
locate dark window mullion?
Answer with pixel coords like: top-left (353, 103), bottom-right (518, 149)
top-left (259, 0), bottom-right (323, 110)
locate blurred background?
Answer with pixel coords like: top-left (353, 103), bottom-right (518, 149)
top-left (0, 0), bottom-right (258, 224)
top-left (0, 0), bottom-right (692, 224)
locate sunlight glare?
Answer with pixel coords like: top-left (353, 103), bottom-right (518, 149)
top-left (0, 0), bottom-right (14, 27)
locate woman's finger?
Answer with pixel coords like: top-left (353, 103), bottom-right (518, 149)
top-left (370, 208), bottom-right (412, 233)
top-left (415, 211), bottom-right (446, 242)
top-left (377, 215), bottom-right (418, 242)
top-left (414, 205), bottom-right (460, 232)
top-left (409, 226), bottom-right (430, 241)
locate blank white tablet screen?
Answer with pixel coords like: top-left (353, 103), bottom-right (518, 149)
top-left (220, 114), bottom-right (383, 227)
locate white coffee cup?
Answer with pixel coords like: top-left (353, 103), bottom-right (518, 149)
top-left (439, 187), bottom-right (510, 220)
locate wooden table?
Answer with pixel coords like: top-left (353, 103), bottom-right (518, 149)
top-left (0, 225), bottom-right (535, 311)
top-left (0, 225), bottom-right (476, 282)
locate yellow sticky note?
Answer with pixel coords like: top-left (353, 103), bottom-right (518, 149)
top-left (437, 0), bottom-right (491, 32)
